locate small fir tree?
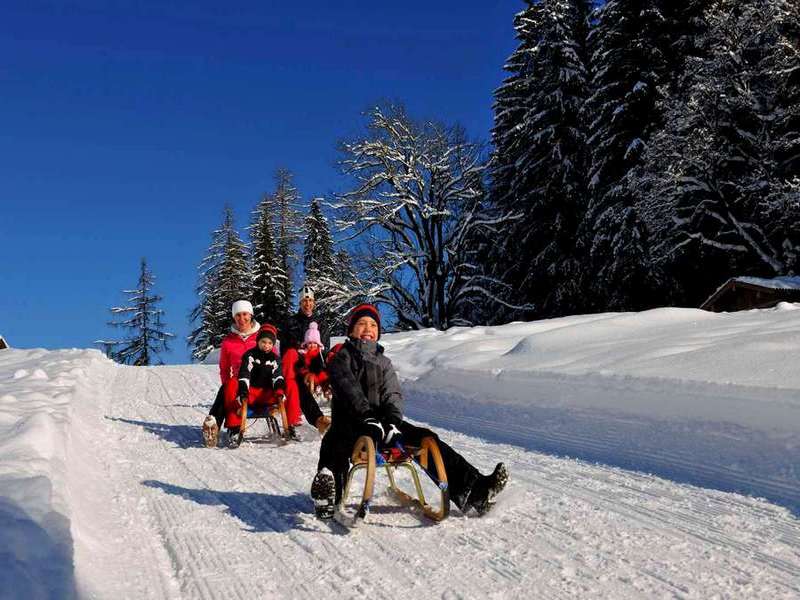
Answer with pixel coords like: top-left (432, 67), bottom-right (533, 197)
top-left (101, 258), bottom-right (173, 366)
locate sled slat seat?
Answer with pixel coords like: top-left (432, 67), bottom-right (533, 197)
top-left (238, 396), bottom-right (290, 444)
top-left (343, 435), bottom-right (450, 524)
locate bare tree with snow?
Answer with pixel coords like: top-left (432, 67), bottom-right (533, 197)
top-left (334, 104), bottom-right (512, 329)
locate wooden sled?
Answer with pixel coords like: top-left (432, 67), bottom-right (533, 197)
top-left (237, 395), bottom-right (290, 446)
top-left (338, 435), bottom-right (450, 526)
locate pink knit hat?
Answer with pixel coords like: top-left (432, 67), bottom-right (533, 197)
top-left (303, 322), bottom-right (323, 349)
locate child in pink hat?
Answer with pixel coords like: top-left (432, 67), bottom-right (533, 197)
top-left (298, 322), bottom-right (332, 418)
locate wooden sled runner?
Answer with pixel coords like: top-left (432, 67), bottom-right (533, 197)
top-left (237, 395), bottom-right (290, 446)
top-left (338, 435), bottom-right (450, 526)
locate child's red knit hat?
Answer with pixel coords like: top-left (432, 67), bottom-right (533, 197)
top-left (347, 304), bottom-right (381, 340)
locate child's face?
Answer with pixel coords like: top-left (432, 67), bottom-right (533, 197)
top-left (351, 316), bottom-right (378, 341)
top-left (258, 338), bottom-right (274, 352)
top-left (306, 342), bottom-right (319, 352)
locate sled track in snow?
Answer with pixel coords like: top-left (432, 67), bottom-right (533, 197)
top-left (82, 363), bottom-right (800, 599)
top-left (404, 374), bottom-right (800, 513)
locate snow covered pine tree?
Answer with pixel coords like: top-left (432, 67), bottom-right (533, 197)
top-left (271, 168), bottom-right (304, 327)
top-left (489, 0), bottom-right (592, 320)
top-left (635, 0), bottom-right (800, 305)
top-left (99, 258), bottom-right (173, 366)
top-left (188, 206), bottom-right (252, 361)
top-left (249, 192), bottom-right (289, 328)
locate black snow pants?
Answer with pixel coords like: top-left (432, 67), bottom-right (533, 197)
top-left (317, 420), bottom-right (480, 510)
top-left (208, 384), bottom-right (226, 427)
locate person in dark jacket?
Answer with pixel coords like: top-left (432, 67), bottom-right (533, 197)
top-left (280, 285), bottom-right (331, 431)
top-left (310, 304), bottom-right (508, 519)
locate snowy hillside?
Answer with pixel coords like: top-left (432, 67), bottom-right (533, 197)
top-left (1, 306), bottom-right (800, 599)
top-left (385, 305), bottom-right (800, 511)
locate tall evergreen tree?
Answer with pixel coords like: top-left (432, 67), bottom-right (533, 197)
top-left (303, 197), bottom-right (336, 283)
top-left (489, 0), bottom-right (592, 320)
top-left (302, 197), bottom-right (338, 325)
top-left (188, 206), bottom-right (251, 361)
top-left (581, 0), bottom-right (678, 311)
top-left (773, 0), bottom-right (800, 182)
top-left (636, 0), bottom-right (800, 304)
top-left (249, 193), bottom-right (288, 327)
top-left (272, 168), bottom-right (303, 322)
top-left (100, 258), bottom-right (173, 366)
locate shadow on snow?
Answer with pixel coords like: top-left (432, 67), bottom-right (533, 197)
top-left (142, 479), bottom-right (315, 534)
top-left (106, 416), bottom-right (201, 449)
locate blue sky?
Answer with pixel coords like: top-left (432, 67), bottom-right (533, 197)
top-left (0, 1), bottom-right (518, 363)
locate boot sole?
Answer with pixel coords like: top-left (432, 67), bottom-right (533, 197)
top-left (311, 472), bottom-right (336, 520)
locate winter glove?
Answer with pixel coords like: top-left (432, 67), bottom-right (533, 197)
top-left (382, 423), bottom-right (402, 447)
top-left (359, 417), bottom-right (384, 447)
top-left (303, 372), bottom-right (317, 393)
top-left (315, 415), bottom-right (331, 435)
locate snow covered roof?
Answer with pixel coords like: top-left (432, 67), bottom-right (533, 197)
top-left (734, 276), bottom-right (800, 291)
top-left (701, 276), bottom-right (800, 311)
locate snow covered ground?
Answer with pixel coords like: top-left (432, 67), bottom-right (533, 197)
top-left (1, 306), bottom-right (799, 599)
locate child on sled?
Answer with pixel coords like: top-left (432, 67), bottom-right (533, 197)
top-left (297, 322), bottom-right (332, 407)
top-left (310, 304), bottom-right (508, 519)
top-left (223, 324), bottom-right (286, 448)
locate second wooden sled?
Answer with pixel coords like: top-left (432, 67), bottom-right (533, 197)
top-left (338, 435), bottom-right (450, 526)
top-left (237, 395), bottom-right (290, 446)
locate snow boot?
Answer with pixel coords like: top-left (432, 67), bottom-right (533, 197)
top-left (202, 415), bottom-right (219, 448)
top-left (311, 468), bottom-right (336, 520)
top-left (467, 463), bottom-right (508, 516)
top-left (226, 428), bottom-right (241, 449)
top-left (287, 425), bottom-right (302, 442)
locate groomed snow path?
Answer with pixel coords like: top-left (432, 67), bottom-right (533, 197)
top-left (85, 363), bottom-right (800, 599)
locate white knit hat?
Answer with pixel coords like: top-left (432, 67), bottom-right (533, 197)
top-left (231, 300), bottom-right (254, 317)
top-left (299, 285), bottom-right (314, 301)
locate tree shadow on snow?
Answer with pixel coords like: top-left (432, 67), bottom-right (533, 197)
top-left (106, 416), bottom-right (201, 449)
top-left (142, 479), bottom-right (319, 534)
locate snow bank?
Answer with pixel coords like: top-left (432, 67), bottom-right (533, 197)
top-left (0, 348), bottom-right (114, 600)
top-left (382, 306), bottom-right (800, 512)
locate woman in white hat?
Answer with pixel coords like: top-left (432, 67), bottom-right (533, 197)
top-left (202, 300), bottom-right (260, 447)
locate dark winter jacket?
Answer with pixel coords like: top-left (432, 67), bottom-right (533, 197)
top-left (281, 310), bottom-right (331, 352)
top-left (327, 338), bottom-right (403, 429)
top-left (237, 347), bottom-right (285, 393)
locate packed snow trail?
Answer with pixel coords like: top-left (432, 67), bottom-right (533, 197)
top-left (61, 360), bottom-right (800, 599)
